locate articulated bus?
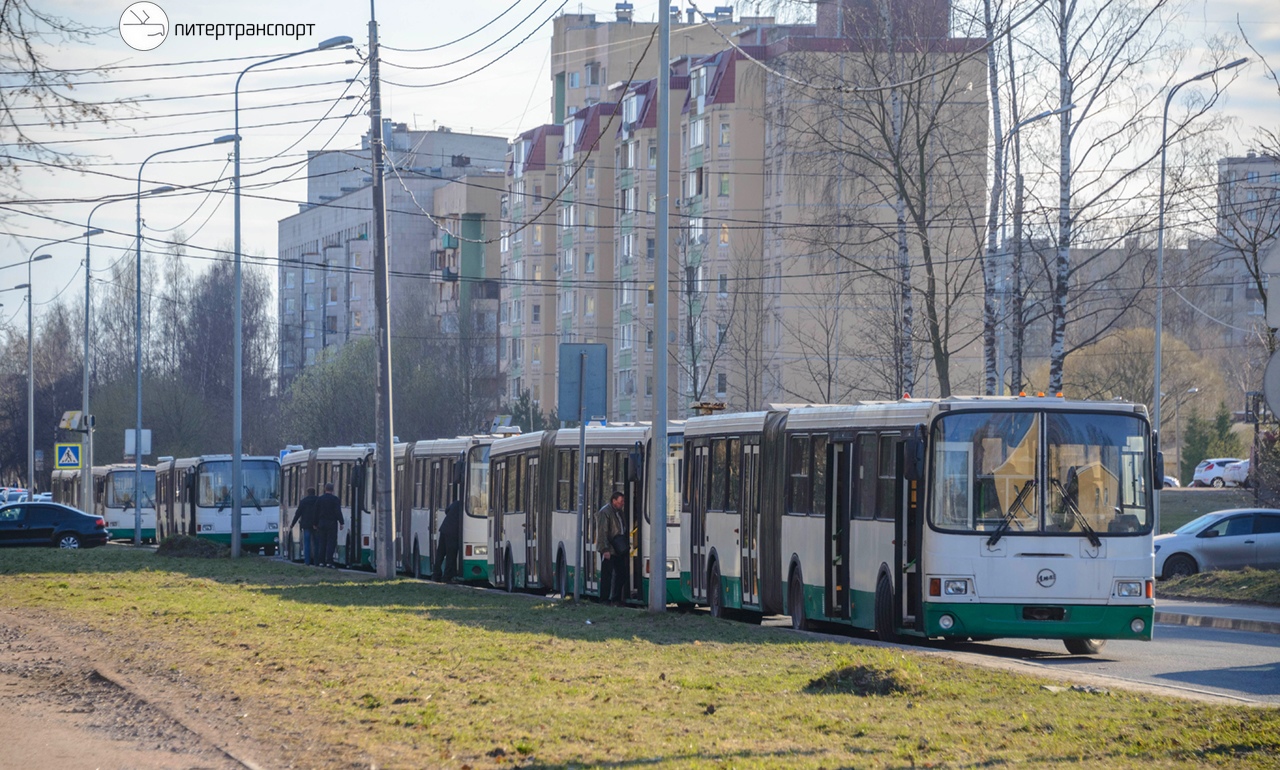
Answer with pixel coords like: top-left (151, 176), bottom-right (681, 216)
top-left (683, 397), bottom-right (1157, 654)
top-left (52, 465), bottom-right (158, 541)
top-left (488, 423), bottom-right (684, 603)
top-left (400, 437), bottom-right (471, 580)
top-left (156, 455), bottom-right (282, 553)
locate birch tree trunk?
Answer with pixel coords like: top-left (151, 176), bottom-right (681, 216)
top-left (982, 0), bottom-right (1004, 395)
top-left (1049, 0), bottom-right (1073, 393)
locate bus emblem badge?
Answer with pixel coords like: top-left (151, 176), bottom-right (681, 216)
top-left (1036, 569), bottom-right (1056, 588)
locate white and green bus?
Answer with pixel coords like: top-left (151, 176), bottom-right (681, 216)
top-left (155, 455), bottom-right (282, 553)
top-left (488, 423), bottom-right (684, 603)
top-left (53, 465), bottom-right (158, 541)
top-left (682, 397), bottom-right (1157, 654)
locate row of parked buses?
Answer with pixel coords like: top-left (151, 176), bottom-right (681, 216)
top-left (273, 395), bottom-right (1158, 654)
top-left (53, 395), bottom-right (1161, 654)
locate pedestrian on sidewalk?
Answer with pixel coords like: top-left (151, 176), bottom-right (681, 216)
top-left (315, 483), bottom-right (344, 568)
top-left (595, 491), bottom-right (628, 605)
top-left (290, 487), bottom-right (320, 566)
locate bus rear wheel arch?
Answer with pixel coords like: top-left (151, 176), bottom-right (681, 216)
top-left (874, 571), bottom-right (898, 643)
top-left (788, 563), bottom-right (809, 631)
top-left (707, 560), bottom-right (725, 619)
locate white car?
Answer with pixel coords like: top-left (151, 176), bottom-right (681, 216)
top-left (1224, 459), bottom-right (1250, 488)
top-left (1191, 457), bottom-right (1245, 488)
top-left (1155, 508), bottom-right (1280, 578)
top-left (1163, 475), bottom-right (1181, 488)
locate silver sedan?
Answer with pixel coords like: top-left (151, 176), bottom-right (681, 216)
top-left (1155, 508), bottom-right (1280, 579)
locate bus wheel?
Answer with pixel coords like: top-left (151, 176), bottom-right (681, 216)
top-left (1064, 638), bottom-right (1106, 655)
top-left (412, 542), bottom-right (421, 580)
top-left (789, 567), bottom-right (809, 631)
top-left (875, 575), bottom-right (899, 643)
top-left (708, 562), bottom-right (725, 619)
top-left (504, 552), bottom-right (516, 593)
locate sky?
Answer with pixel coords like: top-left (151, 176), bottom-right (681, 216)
top-left (2, 0), bottom-right (1279, 331)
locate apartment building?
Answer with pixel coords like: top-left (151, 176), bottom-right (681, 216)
top-left (277, 122), bottom-right (508, 384)
top-left (502, 124), bottom-right (564, 410)
top-left (428, 173), bottom-right (507, 418)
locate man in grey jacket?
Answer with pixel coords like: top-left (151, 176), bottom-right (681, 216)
top-left (595, 491), bottom-right (628, 605)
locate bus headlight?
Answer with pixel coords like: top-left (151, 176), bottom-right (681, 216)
top-left (267, 522), bottom-right (279, 530)
top-left (943, 579), bottom-right (968, 596)
top-left (1130, 618), bottom-right (1145, 634)
top-left (938, 614), bottom-right (955, 630)
top-left (1115, 581), bottom-right (1143, 597)
top-left (472, 545), bottom-right (488, 556)
top-left (666, 559), bottom-right (677, 574)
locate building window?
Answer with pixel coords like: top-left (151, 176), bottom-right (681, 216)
top-left (352, 311), bottom-right (362, 329)
top-left (719, 172), bottom-right (730, 197)
top-left (690, 119), bottom-right (705, 148)
top-left (646, 329), bottom-right (654, 350)
top-left (325, 315), bottom-right (338, 333)
top-left (717, 323), bottom-right (727, 344)
top-left (586, 164), bottom-right (596, 189)
top-left (646, 238), bottom-right (655, 261)
top-left (305, 347), bottom-right (316, 365)
top-left (284, 297), bottom-right (296, 313)
top-left (719, 122), bottom-right (730, 146)
top-left (648, 142), bottom-right (657, 169)
top-left (285, 271), bottom-right (297, 289)
top-left (533, 224), bottom-right (543, 245)
top-left (648, 192), bottom-right (656, 213)
top-left (720, 224), bottom-right (729, 245)
top-left (647, 283), bottom-right (655, 306)
top-left (532, 304), bottom-right (541, 323)
top-left (328, 287), bottom-right (339, 304)
top-left (532, 342), bottom-right (541, 363)
top-left (585, 293), bottom-right (596, 316)
top-left (716, 372), bottom-right (727, 395)
top-left (585, 208), bottom-right (596, 230)
top-left (585, 252), bottom-right (595, 274)
top-left (646, 375), bottom-right (653, 396)
top-left (569, 71), bottom-right (580, 88)
top-left (718, 273), bottom-right (728, 296)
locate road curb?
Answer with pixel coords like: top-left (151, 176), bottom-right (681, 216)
top-left (1155, 611), bottom-right (1280, 636)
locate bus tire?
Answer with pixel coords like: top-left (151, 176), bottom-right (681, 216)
top-left (1064, 638), bottom-right (1106, 655)
top-left (708, 561), bottom-right (725, 619)
top-left (875, 574), bottom-right (898, 643)
top-left (789, 567), bottom-right (809, 631)
top-left (412, 541), bottom-right (421, 580)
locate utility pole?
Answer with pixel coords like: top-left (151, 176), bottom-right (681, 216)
top-left (369, 0), bottom-right (396, 579)
top-left (649, 0), bottom-right (671, 614)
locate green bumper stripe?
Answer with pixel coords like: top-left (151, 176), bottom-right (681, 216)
top-left (925, 602), bottom-right (1154, 640)
top-left (464, 558), bottom-right (490, 582)
top-left (109, 528), bottom-right (156, 540)
top-left (200, 533), bottom-right (277, 546)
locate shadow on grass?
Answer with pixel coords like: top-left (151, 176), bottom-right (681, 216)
top-left (517, 747), bottom-right (837, 768)
top-left (0, 545), bottom-right (804, 646)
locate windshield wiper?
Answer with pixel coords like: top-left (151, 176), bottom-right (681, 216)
top-left (244, 487), bottom-right (262, 511)
top-left (1050, 478), bottom-right (1102, 548)
top-left (987, 479), bottom-right (1036, 547)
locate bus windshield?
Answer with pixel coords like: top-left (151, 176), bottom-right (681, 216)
top-left (466, 445), bottom-right (490, 518)
top-left (106, 471), bottom-right (157, 509)
top-left (930, 410), bottom-right (1150, 536)
top-left (197, 461), bottom-right (281, 509)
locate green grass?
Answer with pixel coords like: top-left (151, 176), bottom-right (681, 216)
top-left (1160, 488), bottom-right (1255, 533)
top-left (1159, 568), bottom-right (1280, 606)
top-left (2, 547), bottom-right (1279, 769)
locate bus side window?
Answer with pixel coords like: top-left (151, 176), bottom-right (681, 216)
top-left (876, 434), bottom-right (898, 520)
top-left (787, 434), bottom-right (811, 515)
top-left (812, 434), bottom-right (828, 517)
top-left (854, 433), bottom-right (877, 519)
top-left (726, 438), bottom-right (741, 513)
top-left (710, 439), bottom-right (727, 511)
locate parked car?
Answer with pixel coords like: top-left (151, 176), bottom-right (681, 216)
top-left (1163, 475), bottom-right (1181, 488)
top-left (1191, 458), bottom-right (1245, 488)
top-left (1, 488), bottom-right (28, 504)
top-left (1154, 508), bottom-right (1280, 579)
top-left (0, 502), bottom-right (109, 549)
top-left (1224, 459), bottom-right (1251, 488)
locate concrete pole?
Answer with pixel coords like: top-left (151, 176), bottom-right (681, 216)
top-left (649, 0), bottom-right (671, 614)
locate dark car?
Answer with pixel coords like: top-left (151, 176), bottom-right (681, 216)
top-left (0, 502), bottom-right (109, 549)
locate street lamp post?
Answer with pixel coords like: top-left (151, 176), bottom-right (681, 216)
top-left (1153, 58), bottom-right (1247, 438)
top-left (137, 138), bottom-right (235, 545)
top-left (231, 35), bottom-right (351, 558)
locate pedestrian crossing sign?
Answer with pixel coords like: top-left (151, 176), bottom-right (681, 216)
top-left (55, 443), bottom-right (82, 470)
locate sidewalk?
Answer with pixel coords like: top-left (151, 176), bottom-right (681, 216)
top-left (1155, 598), bottom-right (1280, 635)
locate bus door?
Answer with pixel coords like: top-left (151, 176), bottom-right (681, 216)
top-left (689, 441), bottom-right (710, 603)
top-left (525, 453), bottom-right (540, 587)
top-left (740, 440), bottom-right (761, 607)
top-left (491, 459), bottom-right (507, 586)
top-left (348, 462), bottom-right (366, 567)
top-left (826, 435), bottom-right (853, 620)
top-left (898, 435), bottom-right (923, 630)
top-left (583, 451), bottom-right (601, 594)
top-left (621, 448), bottom-right (641, 600)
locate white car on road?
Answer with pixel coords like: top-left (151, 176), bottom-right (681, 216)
top-left (1191, 457), bottom-right (1244, 488)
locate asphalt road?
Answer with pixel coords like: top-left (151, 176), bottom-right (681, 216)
top-left (953, 624), bottom-right (1280, 704)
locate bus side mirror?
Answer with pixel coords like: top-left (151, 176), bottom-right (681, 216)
top-left (1153, 452), bottom-right (1166, 490)
top-left (629, 442), bottom-right (645, 482)
top-left (903, 438), bottom-right (925, 482)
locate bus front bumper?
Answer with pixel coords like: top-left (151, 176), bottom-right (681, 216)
top-left (924, 601), bottom-right (1154, 641)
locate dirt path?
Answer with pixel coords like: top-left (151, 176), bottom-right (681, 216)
top-left (0, 613), bottom-right (262, 770)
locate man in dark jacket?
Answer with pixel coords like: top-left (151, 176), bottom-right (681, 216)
top-left (315, 482), bottom-right (345, 568)
top-left (290, 487), bottom-right (321, 565)
top-left (432, 498), bottom-right (463, 582)
top-left (595, 491), bottom-right (628, 605)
